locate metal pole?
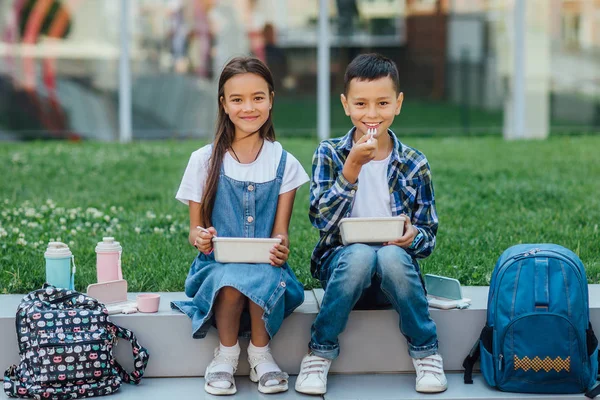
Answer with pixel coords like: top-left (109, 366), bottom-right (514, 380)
top-left (513, 0), bottom-right (526, 139)
top-left (460, 48), bottom-right (471, 135)
top-left (317, 0), bottom-right (330, 140)
top-left (119, 0), bottom-right (132, 143)
top-left (275, 0), bottom-right (288, 35)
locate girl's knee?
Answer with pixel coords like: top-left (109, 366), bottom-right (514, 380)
top-left (217, 286), bottom-right (245, 305)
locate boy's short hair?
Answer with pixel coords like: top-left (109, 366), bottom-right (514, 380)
top-left (343, 53), bottom-right (400, 95)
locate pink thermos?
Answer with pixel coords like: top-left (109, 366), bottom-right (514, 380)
top-left (95, 237), bottom-right (123, 283)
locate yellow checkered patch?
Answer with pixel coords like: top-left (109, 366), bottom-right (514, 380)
top-left (513, 355), bottom-right (570, 373)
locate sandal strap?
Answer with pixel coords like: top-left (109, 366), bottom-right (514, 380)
top-left (248, 352), bottom-right (276, 369)
top-left (210, 348), bottom-right (239, 372)
top-left (205, 371), bottom-right (235, 386)
top-left (258, 371), bottom-right (289, 387)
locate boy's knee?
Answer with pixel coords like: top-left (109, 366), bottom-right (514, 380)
top-left (339, 244), bottom-right (377, 278)
top-left (378, 245), bottom-right (412, 266)
top-left (377, 246), bottom-right (415, 280)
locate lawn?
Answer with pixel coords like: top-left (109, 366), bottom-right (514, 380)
top-left (272, 96), bottom-right (504, 137)
top-left (1, 135), bottom-right (599, 294)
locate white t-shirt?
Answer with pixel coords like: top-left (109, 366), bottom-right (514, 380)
top-left (176, 140), bottom-right (309, 205)
top-left (350, 152), bottom-right (393, 218)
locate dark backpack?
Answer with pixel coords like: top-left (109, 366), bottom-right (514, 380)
top-left (3, 286), bottom-right (149, 399)
top-left (463, 244), bottom-right (600, 397)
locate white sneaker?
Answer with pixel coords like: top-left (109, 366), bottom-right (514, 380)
top-left (294, 353), bottom-right (332, 395)
top-left (412, 353), bottom-right (448, 393)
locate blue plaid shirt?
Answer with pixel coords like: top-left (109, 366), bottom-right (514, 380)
top-left (309, 128), bottom-right (439, 277)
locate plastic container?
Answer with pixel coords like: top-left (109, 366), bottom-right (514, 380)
top-left (45, 242), bottom-right (76, 289)
top-left (95, 237), bottom-right (122, 283)
top-left (339, 216), bottom-right (406, 245)
top-left (212, 237), bottom-right (281, 263)
top-left (136, 293), bottom-right (161, 313)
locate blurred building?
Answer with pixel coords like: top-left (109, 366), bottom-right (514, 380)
top-left (0, 0), bottom-right (598, 140)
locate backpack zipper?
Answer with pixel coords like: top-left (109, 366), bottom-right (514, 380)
top-left (48, 293), bottom-right (80, 304)
top-left (491, 250), bottom-right (587, 330)
top-left (38, 339), bottom-right (105, 348)
top-left (496, 313), bottom-right (584, 378)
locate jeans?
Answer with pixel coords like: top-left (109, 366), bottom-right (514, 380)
top-left (309, 244), bottom-right (438, 360)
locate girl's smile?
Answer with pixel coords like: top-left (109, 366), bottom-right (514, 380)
top-left (221, 73), bottom-right (273, 138)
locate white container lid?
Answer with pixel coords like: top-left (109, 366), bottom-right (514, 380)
top-left (95, 237), bottom-right (122, 253)
top-left (339, 216), bottom-right (406, 223)
top-left (212, 237), bottom-right (281, 244)
top-left (44, 242), bottom-right (72, 258)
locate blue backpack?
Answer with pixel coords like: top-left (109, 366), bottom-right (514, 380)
top-left (463, 244), bottom-right (600, 397)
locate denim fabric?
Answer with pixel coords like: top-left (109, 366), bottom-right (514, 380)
top-left (309, 244), bottom-right (438, 359)
top-left (171, 151), bottom-right (305, 339)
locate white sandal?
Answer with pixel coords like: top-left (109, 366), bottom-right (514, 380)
top-left (248, 351), bottom-right (289, 394)
top-left (204, 347), bottom-right (239, 396)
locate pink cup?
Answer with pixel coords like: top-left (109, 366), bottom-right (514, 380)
top-left (95, 237), bottom-right (122, 283)
top-left (136, 294), bottom-right (161, 313)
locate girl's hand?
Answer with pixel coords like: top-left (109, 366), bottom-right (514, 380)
top-left (270, 234), bottom-right (289, 267)
top-left (194, 226), bottom-right (217, 254)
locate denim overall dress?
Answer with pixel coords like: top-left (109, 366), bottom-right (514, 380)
top-left (171, 151), bottom-right (305, 339)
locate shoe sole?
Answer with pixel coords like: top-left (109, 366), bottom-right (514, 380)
top-left (415, 385), bottom-right (448, 393)
top-left (294, 385), bottom-right (327, 395)
top-left (249, 369), bottom-right (289, 394)
top-left (204, 382), bottom-right (237, 396)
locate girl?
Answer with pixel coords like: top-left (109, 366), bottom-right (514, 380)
top-left (172, 57), bottom-right (308, 396)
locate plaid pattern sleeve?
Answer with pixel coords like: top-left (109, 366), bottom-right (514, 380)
top-left (309, 140), bottom-right (357, 231)
top-left (403, 155), bottom-right (438, 259)
top-left (309, 138), bottom-right (357, 275)
top-left (309, 129), bottom-right (439, 277)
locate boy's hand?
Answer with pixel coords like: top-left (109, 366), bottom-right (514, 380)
top-left (194, 226), bottom-right (217, 254)
top-left (384, 215), bottom-right (418, 248)
top-left (343, 133), bottom-right (377, 183)
top-left (270, 234), bottom-right (289, 267)
top-left (348, 132), bottom-right (378, 166)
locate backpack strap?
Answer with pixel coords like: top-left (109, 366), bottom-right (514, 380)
top-left (585, 324), bottom-right (600, 398)
top-left (463, 338), bottom-right (480, 384)
top-left (111, 324), bottom-right (150, 385)
top-left (3, 365), bottom-right (22, 398)
top-left (534, 258), bottom-right (549, 311)
top-left (587, 384), bottom-right (600, 399)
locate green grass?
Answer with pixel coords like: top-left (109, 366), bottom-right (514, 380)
top-left (1, 136), bottom-right (600, 294)
top-left (273, 97), bottom-right (504, 136)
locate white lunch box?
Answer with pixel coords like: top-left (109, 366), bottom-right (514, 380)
top-left (339, 216), bottom-right (406, 245)
top-left (212, 237), bottom-right (281, 263)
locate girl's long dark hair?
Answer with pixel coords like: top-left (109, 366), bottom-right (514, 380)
top-left (199, 56), bottom-right (276, 227)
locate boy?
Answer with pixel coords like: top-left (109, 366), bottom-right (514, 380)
top-left (295, 53), bottom-right (446, 395)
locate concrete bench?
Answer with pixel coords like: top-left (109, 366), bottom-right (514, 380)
top-left (0, 288), bottom-right (484, 376)
top-left (2, 286), bottom-right (600, 399)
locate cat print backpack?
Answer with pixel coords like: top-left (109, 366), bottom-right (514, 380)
top-left (4, 286), bottom-right (150, 399)
top-left (463, 244), bottom-right (600, 397)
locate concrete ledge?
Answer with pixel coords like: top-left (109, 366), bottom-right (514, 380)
top-left (2, 374), bottom-right (583, 400)
top-left (0, 291), bottom-right (318, 378)
top-left (314, 286), bottom-right (489, 373)
top-left (2, 286), bottom-right (600, 378)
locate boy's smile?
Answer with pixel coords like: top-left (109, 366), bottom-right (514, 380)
top-left (340, 76), bottom-right (403, 142)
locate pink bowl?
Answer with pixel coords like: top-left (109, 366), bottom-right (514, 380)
top-left (136, 293), bottom-right (161, 313)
